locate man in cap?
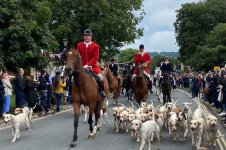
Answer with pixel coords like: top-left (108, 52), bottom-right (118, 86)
top-left (76, 29), bottom-right (106, 98)
top-left (132, 44), bottom-right (153, 93)
top-left (109, 58), bottom-right (119, 77)
top-left (160, 56), bottom-right (173, 74)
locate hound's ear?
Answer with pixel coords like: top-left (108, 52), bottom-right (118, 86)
top-left (139, 120), bottom-right (142, 125)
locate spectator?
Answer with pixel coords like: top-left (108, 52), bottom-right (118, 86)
top-left (14, 68), bottom-right (25, 108)
top-left (191, 76), bottom-right (200, 98)
top-left (0, 68), bottom-right (5, 118)
top-left (219, 74), bottom-right (226, 116)
top-left (210, 72), bottom-right (221, 109)
top-left (24, 76), bottom-right (46, 114)
top-left (45, 72), bottom-right (52, 109)
top-left (24, 76), bottom-right (39, 108)
top-left (53, 74), bottom-right (66, 112)
top-left (1, 70), bottom-right (12, 116)
top-left (38, 70), bottom-right (49, 112)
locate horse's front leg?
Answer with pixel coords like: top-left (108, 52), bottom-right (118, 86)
top-left (93, 110), bottom-right (100, 136)
top-left (88, 106), bottom-right (95, 139)
top-left (70, 103), bottom-right (80, 147)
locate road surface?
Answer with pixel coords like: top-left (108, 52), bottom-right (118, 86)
top-left (0, 88), bottom-right (225, 150)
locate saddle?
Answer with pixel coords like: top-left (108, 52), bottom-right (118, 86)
top-left (85, 69), bottom-right (99, 83)
top-left (85, 69), bottom-right (106, 98)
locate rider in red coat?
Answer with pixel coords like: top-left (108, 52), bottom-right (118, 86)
top-left (132, 44), bottom-right (153, 93)
top-left (77, 29), bottom-right (106, 98)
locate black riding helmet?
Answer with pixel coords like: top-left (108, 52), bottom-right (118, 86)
top-left (139, 44), bottom-right (144, 49)
top-left (83, 29), bottom-right (92, 35)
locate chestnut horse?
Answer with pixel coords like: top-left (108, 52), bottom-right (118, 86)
top-left (65, 49), bottom-right (109, 147)
top-left (133, 63), bottom-right (149, 106)
top-left (104, 68), bottom-right (121, 104)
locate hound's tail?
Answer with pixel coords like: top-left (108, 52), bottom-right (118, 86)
top-left (32, 103), bottom-right (38, 110)
top-left (118, 103), bottom-right (125, 108)
top-left (129, 100), bottom-right (134, 110)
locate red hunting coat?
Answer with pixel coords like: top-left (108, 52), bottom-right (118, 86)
top-left (77, 41), bottom-right (102, 74)
top-left (133, 52), bottom-right (152, 75)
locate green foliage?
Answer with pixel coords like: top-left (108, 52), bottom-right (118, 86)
top-left (0, 0), bottom-right (58, 71)
top-left (174, 0), bottom-right (226, 66)
top-left (50, 0), bottom-right (144, 60)
top-left (118, 48), bottom-right (138, 63)
top-left (0, 0), bottom-right (144, 71)
top-left (189, 23), bottom-right (226, 70)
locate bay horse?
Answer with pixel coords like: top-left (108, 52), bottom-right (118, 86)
top-left (160, 71), bottom-right (172, 104)
top-left (65, 49), bottom-right (109, 147)
top-left (133, 63), bottom-right (149, 106)
top-left (121, 65), bottom-right (132, 99)
top-left (104, 68), bottom-right (121, 104)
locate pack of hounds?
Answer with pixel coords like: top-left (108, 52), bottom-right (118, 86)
top-left (112, 100), bottom-right (222, 150)
top-left (1, 100), bottom-right (223, 150)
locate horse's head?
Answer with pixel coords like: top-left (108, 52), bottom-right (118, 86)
top-left (65, 48), bottom-right (83, 75)
top-left (136, 63), bottom-right (144, 77)
top-left (162, 71), bottom-right (169, 79)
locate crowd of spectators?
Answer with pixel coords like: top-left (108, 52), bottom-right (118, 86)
top-left (0, 67), bottom-right (71, 120)
top-left (173, 68), bottom-right (226, 124)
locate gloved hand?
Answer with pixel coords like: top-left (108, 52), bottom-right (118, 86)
top-left (83, 65), bottom-right (92, 69)
top-left (142, 63), bottom-right (147, 67)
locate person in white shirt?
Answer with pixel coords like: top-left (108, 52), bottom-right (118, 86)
top-left (1, 71), bottom-right (13, 115)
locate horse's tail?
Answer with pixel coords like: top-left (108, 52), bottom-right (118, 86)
top-left (173, 99), bottom-right (180, 104)
top-left (154, 104), bottom-right (162, 112)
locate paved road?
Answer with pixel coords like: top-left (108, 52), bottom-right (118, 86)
top-left (0, 88), bottom-right (225, 150)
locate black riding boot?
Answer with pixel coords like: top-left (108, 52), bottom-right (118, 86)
top-left (148, 78), bottom-right (153, 93)
top-left (131, 77), bottom-right (136, 92)
top-left (99, 80), bottom-right (106, 99)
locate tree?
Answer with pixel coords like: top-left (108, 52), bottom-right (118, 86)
top-left (49, 0), bottom-right (144, 61)
top-left (0, 0), bottom-right (58, 71)
top-left (174, 0), bottom-right (226, 65)
top-left (189, 23), bottom-right (226, 70)
top-left (118, 48), bottom-right (138, 63)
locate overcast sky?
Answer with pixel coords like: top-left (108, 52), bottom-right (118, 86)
top-left (121, 0), bottom-right (200, 52)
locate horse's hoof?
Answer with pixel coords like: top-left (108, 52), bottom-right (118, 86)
top-left (70, 141), bottom-right (77, 147)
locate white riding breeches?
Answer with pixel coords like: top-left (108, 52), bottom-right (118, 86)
top-left (98, 73), bottom-right (104, 81)
top-left (132, 70), bottom-right (151, 81)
